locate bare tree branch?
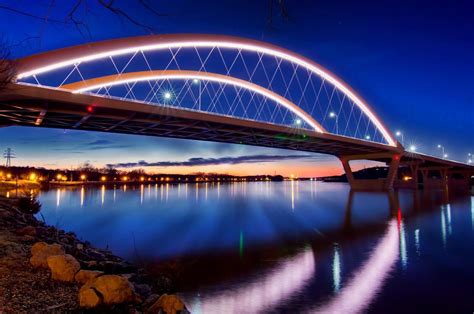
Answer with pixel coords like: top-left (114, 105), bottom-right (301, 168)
top-left (0, 0), bottom-right (165, 39)
top-left (0, 4), bottom-right (66, 24)
top-left (139, 0), bottom-right (167, 18)
top-left (266, 0), bottom-right (290, 30)
top-left (0, 43), bottom-right (16, 92)
top-left (97, 0), bottom-right (156, 34)
top-left (66, 0), bottom-right (92, 38)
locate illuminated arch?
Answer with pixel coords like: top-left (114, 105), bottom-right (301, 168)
top-left (16, 34), bottom-right (396, 146)
top-left (61, 70), bottom-right (326, 133)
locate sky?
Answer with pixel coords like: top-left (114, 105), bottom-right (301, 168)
top-left (0, 0), bottom-right (472, 176)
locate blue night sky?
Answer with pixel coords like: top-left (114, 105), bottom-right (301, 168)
top-left (0, 0), bottom-right (472, 175)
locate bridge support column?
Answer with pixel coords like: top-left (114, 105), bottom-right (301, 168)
top-left (447, 170), bottom-right (471, 190)
top-left (339, 153), bottom-right (400, 191)
top-left (420, 167), bottom-right (450, 190)
top-left (394, 162), bottom-right (420, 189)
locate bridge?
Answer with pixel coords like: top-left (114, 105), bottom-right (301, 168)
top-left (0, 34), bottom-right (472, 190)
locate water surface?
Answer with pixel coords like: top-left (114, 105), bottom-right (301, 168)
top-left (27, 182), bottom-right (474, 313)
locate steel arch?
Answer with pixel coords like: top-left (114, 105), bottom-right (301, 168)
top-left (15, 34), bottom-right (396, 146)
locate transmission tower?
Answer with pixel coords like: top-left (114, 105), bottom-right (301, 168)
top-left (3, 148), bottom-right (15, 167)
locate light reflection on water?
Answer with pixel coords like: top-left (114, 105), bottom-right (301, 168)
top-left (17, 182), bottom-right (474, 313)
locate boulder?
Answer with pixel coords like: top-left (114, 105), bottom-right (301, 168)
top-left (87, 275), bottom-right (135, 305)
top-left (75, 269), bottom-right (103, 285)
top-left (16, 225), bottom-right (36, 236)
top-left (30, 242), bottom-right (64, 268)
top-left (146, 294), bottom-right (188, 314)
top-left (79, 287), bottom-right (102, 308)
top-left (47, 254), bottom-right (81, 282)
top-left (31, 242), bottom-right (48, 255)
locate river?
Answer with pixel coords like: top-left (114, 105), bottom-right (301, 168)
top-left (24, 181), bottom-right (474, 313)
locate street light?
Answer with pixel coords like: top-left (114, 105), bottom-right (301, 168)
top-left (161, 89), bottom-right (174, 104)
top-left (468, 153), bottom-right (472, 164)
top-left (365, 135), bottom-right (371, 140)
top-left (329, 111), bottom-right (338, 134)
top-left (395, 130), bottom-right (404, 145)
top-left (437, 144), bottom-right (446, 158)
top-left (409, 145), bottom-right (416, 152)
top-left (295, 118), bottom-right (302, 126)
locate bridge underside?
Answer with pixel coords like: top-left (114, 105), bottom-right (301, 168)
top-left (0, 85), bottom-right (396, 157)
top-left (0, 84), bottom-right (472, 191)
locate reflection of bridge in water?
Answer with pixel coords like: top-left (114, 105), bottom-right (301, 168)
top-left (1, 34), bottom-right (472, 190)
top-left (180, 187), bottom-right (464, 314)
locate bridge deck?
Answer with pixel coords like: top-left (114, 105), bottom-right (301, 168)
top-left (0, 84), bottom-right (399, 157)
top-left (0, 84), bottom-right (473, 173)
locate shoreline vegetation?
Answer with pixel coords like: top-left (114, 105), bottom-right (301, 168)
top-left (0, 165), bottom-right (286, 187)
top-left (0, 193), bottom-right (189, 313)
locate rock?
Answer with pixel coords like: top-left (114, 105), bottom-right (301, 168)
top-left (76, 243), bottom-right (84, 250)
top-left (134, 283), bottom-right (152, 297)
top-left (143, 294), bottom-right (159, 310)
top-left (146, 294), bottom-right (188, 314)
top-left (21, 235), bottom-right (36, 243)
top-left (88, 275), bottom-right (135, 305)
top-left (31, 242), bottom-right (48, 256)
top-left (75, 269), bottom-right (103, 285)
top-left (79, 287), bottom-right (102, 308)
top-left (47, 254), bottom-right (81, 282)
top-left (0, 209), bottom-right (12, 219)
top-left (16, 225), bottom-right (36, 236)
top-left (30, 242), bottom-right (65, 268)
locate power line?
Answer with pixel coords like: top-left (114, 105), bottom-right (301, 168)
top-left (3, 148), bottom-right (16, 167)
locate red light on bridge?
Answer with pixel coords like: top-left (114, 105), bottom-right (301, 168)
top-left (87, 105), bottom-right (96, 113)
top-left (394, 155), bottom-right (400, 160)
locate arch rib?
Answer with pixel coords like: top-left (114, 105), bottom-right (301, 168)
top-left (61, 70), bottom-right (326, 133)
top-left (16, 34), bottom-right (396, 146)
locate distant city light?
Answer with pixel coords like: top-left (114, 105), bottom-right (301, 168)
top-left (29, 173), bottom-right (37, 181)
top-left (80, 174), bottom-right (86, 180)
top-left (101, 176), bottom-right (107, 182)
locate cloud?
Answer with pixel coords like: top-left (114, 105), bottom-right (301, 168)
top-left (107, 154), bottom-right (324, 168)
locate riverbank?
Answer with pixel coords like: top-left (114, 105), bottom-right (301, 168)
top-left (0, 195), bottom-right (188, 313)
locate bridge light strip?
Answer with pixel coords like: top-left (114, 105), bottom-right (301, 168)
top-left (17, 37), bottom-right (395, 146)
top-left (66, 71), bottom-right (325, 133)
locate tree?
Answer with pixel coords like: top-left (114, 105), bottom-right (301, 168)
top-left (0, 1), bottom-right (167, 38)
top-left (0, 43), bottom-right (15, 92)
